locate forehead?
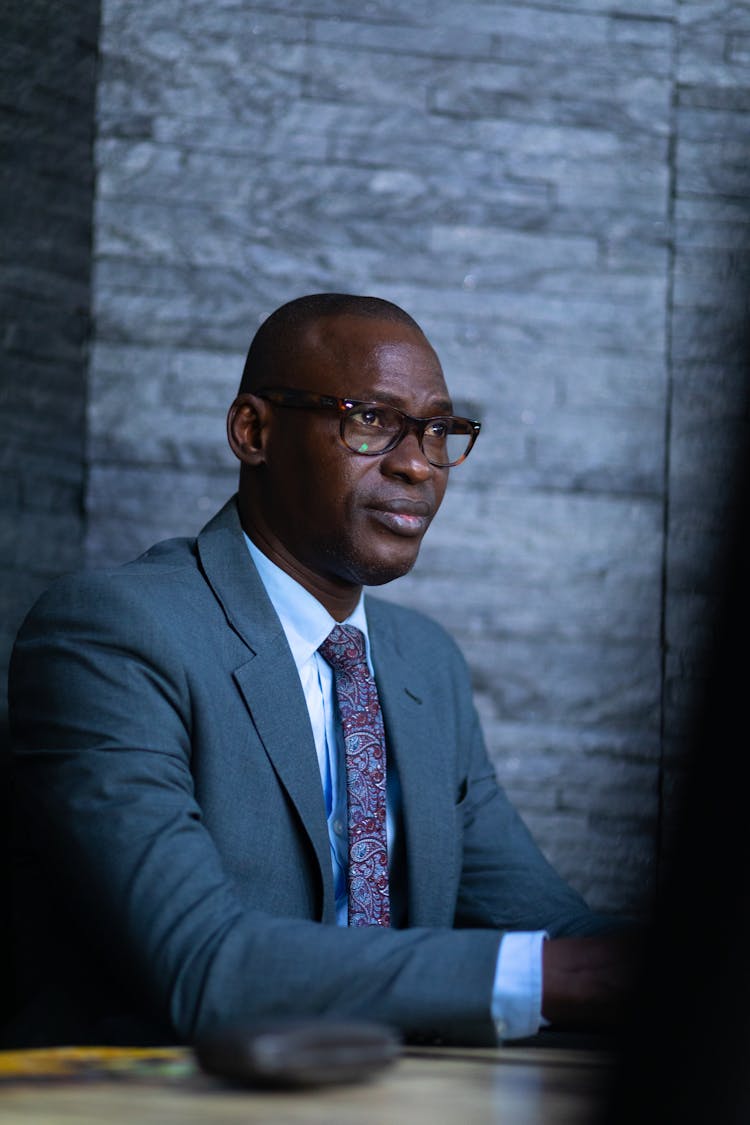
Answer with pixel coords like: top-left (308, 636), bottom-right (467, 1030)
top-left (297, 314), bottom-right (451, 410)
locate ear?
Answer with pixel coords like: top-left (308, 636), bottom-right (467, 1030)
top-left (226, 394), bottom-right (270, 466)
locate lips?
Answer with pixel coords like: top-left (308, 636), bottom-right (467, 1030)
top-left (366, 498), bottom-right (434, 537)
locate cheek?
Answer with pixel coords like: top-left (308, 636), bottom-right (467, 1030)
top-left (288, 430), bottom-right (345, 490)
top-left (315, 434), bottom-right (371, 487)
top-left (434, 472), bottom-right (449, 510)
top-left (301, 445), bottom-right (363, 523)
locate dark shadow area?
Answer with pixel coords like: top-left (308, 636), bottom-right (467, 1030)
top-left (602, 405), bottom-right (750, 1122)
top-left (0, 719), bottom-right (12, 1026)
top-left (1, 0), bottom-right (101, 1029)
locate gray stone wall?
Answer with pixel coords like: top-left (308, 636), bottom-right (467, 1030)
top-left (0, 1), bottom-right (100, 737)
top-left (4, 1), bottom-right (748, 920)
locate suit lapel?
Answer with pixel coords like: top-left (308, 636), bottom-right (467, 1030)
top-left (367, 600), bottom-right (457, 928)
top-left (196, 499), bottom-right (335, 921)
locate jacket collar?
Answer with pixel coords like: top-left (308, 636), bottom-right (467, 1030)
top-left (366, 599), bottom-right (458, 928)
top-left (196, 497), bottom-right (335, 920)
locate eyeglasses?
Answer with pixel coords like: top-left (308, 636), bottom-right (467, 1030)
top-left (256, 387), bottom-right (481, 468)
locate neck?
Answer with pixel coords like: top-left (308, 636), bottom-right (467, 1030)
top-left (238, 503), bottom-right (362, 623)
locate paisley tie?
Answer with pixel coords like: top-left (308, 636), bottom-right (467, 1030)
top-left (318, 624), bottom-right (390, 927)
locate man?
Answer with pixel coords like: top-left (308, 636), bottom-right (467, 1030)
top-left (7, 294), bottom-right (634, 1048)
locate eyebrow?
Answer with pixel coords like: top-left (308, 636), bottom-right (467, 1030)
top-left (362, 390), bottom-right (455, 415)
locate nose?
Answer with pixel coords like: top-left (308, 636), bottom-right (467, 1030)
top-left (378, 427), bottom-right (434, 483)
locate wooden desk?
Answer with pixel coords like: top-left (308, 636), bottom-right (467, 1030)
top-left (0, 1043), bottom-right (613, 1123)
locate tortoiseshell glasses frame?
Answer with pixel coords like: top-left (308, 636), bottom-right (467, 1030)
top-left (256, 387), bottom-right (481, 468)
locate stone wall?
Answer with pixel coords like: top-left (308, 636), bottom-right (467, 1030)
top-left (3, 0), bottom-right (748, 920)
top-left (1, 1), bottom-right (99, 736)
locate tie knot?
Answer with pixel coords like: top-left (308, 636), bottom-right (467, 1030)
top-left (319, 624), bottom-right (367, 672)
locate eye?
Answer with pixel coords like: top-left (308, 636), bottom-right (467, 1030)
top-left (352, 406), bottom-right (388, 430)
top-left (425, 419), bottom-right (449, 439)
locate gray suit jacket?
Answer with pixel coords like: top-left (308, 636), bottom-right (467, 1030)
top-left (8, 499), bottom-right (609, 1047)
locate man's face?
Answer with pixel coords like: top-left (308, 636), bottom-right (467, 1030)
top-left (248, 314), bottom-right (451, 600)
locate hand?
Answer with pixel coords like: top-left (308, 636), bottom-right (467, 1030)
top-left (541, 932), bottom-right (643, 1030)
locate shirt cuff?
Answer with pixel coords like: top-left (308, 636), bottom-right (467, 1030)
top-left (490, 930), bottom-right (549, 1041)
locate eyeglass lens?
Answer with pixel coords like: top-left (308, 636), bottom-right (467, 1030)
top-left (343, 405), bottom-right (472, 466)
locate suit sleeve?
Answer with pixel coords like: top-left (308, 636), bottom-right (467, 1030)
top-left (451, 664), bottom-right (616, 937)
top-left (9, 574), bottom-right (503, 1046)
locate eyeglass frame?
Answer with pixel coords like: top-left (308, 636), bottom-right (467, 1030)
top-left (255, 387), bottom-right (481, 468)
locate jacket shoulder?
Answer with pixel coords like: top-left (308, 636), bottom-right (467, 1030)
top-left (16, 534), bottom-right (202, 634)
top-left (364, 593), bottom-right (467, 665)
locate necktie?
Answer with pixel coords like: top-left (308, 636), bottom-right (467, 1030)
top-left (318, 624), bottom-right (390, 927)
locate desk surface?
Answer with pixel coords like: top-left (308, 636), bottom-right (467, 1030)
top-left (0, 1043), bottom-right (613, 1124)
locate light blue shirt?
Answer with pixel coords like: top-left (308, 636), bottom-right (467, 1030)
top-left (243, 533), bottom-right (545, 1040)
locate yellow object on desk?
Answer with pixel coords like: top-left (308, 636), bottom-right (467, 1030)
top-left (0, 1045), bottom-right (193, 1081)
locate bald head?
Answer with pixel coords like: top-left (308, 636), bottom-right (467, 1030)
top-left (238, 293), bottom-right (426, 395)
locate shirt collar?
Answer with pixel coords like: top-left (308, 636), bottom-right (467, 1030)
top-left (243, 532), bottom-right (370, 674)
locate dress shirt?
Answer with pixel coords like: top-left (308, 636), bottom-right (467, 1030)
top-left (243, 532), bottom-right (546, 1040)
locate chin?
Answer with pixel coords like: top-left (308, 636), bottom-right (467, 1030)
top-left (353, 553), bottom-right (421, 588)
top-left (323, 535), bottom-right (424, 589)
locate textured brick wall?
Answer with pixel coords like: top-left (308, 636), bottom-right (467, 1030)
top-left (4, 1), bottom-right (747, 920)
top-left (0, 1), bottom-right (100, 739)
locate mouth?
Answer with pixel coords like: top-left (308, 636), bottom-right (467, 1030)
top-left (367, 498), bottom-right (433, 538)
